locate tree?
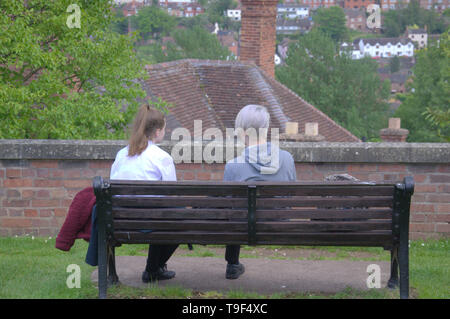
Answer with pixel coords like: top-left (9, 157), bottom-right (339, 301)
top-left (0, 0), bottom-right (155, 139)
top-left (382, 0), bottom-right (448, 37)
top-left (132, 5), bottom-right (176, 40)
top-left (390, 55), bottom-right (400, 73)
top-left (394, 30), bottom-right (450, 142)
top-left (171, 26), bottom-right (233, 60)
top-left (312, 6), bottom-right (348, 43)
top-left (275, 29), bottom-right (391, 140)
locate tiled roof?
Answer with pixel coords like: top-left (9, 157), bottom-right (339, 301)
top-left (354, 37), bottom-right (413, 46)
top-left (143, 59), bottom-right (360, 142)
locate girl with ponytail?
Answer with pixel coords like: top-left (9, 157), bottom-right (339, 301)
top-left (110, 103), bottom-right (178, 282)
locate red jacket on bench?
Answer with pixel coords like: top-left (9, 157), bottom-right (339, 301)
top-left (55, 187), bottom-right (96, 251)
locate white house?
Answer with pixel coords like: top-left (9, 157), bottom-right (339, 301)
top-left (277, 4), bottom-right (309, 19)
top-left (226, 9), bottom-right (241, 21)
top-left (353, 38), bottom-right (414, 59)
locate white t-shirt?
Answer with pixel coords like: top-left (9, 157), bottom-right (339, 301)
top-left (110, 141), bottom-right (176, 181)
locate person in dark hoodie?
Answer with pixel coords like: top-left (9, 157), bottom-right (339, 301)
top-left (223, 104), bottom-right (297, 279)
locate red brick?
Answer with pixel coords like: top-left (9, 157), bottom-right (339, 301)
top-left (31, 160), bottom-right (59, 168)
top-left (63, 179), bottom-right (91, 188)
top-left (430, 175), bottom-right (450, 183)
top-left (50, 169), bottom-right (65, 178)
top-left (21, 190), bottom-right (34, 199)
top-left (37, 169), bottom-right (50, 178)
top-left (197, 172), bottom-right (211, 180)
top-left (3, 199), bottom-right (30, 208)
top-left (427, 214), bottom-right (450, 223)
top-left (24, 209), bottom-right (38, 217)
top-left (411, 214), bottom-right (426, 222)
top-left (8, 209), bottom-right (24, 217)
top-left (0, 169), bottom-right (4, 178)
top-left (21, 169), bottom-right (36, 177)
top-left (33, 180), bottom-right (63, 188)
top-left (412, 175), bottom-right (428, 183)
top-left (436, 204), bottom-right (450, 213)
top-left (50, 189), bottom-right (68, 199)
top-left (415, 184), bottom-right (437, 193)
top-left (176, 163), bottom-right (203, 171)
top-left (437, 185), bottom-right (450, 193)
top-left (1, 218), bottom-right (32, 228)
top-left (437, 165), bottom-right (450, 173)
top-left (182, 171), bottom-right (195, 180)
top-left (88, 161), bottom-right (113, 169)
top-left (7, 189), bottom-right (21, 198)
top-left (36, 190), bottom-right (50, 198)
top-left (410, 223), bottom-right (435, 232)
top-left (377, 164), bottom-right (407, 172)
top-left (6, 169), bottom-right (21, 178)
top-left (436, 224), bottom-right (450, 233)
top-left (65, 170), bottom-right (81, 178)
top-left (211, 172), bottom-right (224, 180)
top-left (4, 179), bottom-right (33, 188)
top-left (32, 199), bottom-right (60, 207)
top-left (348, 164), bottom-right (376, 173)
top-left (411, 203), bottom-right (435, 213)
top-left (426, 194), bottom-right (450, 203)
top-left (54, 208), bottom-right (67, 217)
top-left (39, 209), bottom-right (53, 217)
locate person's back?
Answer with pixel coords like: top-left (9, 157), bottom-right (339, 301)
top-left (224, 142), bottom-right (296, 182)
top-left (222, 104), bottom-right (296, 280)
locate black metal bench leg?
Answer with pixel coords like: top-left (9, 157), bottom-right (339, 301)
top-left (107, 245), bottom-right (119, 286)
top-left (98, 221), bottom-right (108, 299)
top-left (399, 240), bottom-right (409, 299)
top-left (387, 246), bottom-right (399, 289)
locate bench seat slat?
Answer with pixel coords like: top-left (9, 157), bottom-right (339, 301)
top-left (113, 231), bottom-right (392, 246)
top-left (113, 220), bottom-right (391, 232)
top-left (112, 208), bottom-right (392, 220)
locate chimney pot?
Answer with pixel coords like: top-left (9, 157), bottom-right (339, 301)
top-left (380, 117), bottom-right (409, 142)
top-left (285, 122), bottom-right (298, 135)
top-left (305, 122), bottom-right (319, 136)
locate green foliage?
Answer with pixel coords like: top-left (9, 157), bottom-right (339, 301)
top-left (0, 0), bottom-right (155, 139)
top-left (394, 30), bottom-right (450, 142)
top-left (170, 25), bottom-right (233, 60)
top-left (390, 55), bottom-right (400, 73)
top-left (382, 0), bottom-right (448, 37)
top-left (312, 6), bottom-right (349, 43)
top-left (276, 29), bottom-right (391, 140)
top-left (206, 0), bottom-right (237, 26)
top-left (131, 5), bottom-right (176, 40)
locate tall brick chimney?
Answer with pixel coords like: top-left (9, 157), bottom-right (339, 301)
top-left (240, 0), bottom-right (278, 77)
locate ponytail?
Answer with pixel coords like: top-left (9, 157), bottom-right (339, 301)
top-left (128, 104), bottom-right (165, 157)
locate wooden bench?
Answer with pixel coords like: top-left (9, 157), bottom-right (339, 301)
top-left (93, 176), bottom-right (414, 299)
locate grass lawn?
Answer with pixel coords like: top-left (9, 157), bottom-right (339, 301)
top-left (0, 236), bottom-right (448, 299)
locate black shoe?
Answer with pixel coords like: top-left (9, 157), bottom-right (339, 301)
top-left (226, 263), bottom-right (245, 280)
top-left (142, 267), bottom-right (176, 283)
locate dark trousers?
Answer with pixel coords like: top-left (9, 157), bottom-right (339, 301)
top-left (225, 245), bottom-right (240, 264)
top-left (146, 244), bottom-right (179, 272)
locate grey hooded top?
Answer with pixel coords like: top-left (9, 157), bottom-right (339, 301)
top-left (223, 143), bottom-right (297, 182)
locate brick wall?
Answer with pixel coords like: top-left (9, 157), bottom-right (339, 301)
top-left (240, 0), bottom-right (278, 77)
top-left (0, 140), bottom-right (449, 239)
